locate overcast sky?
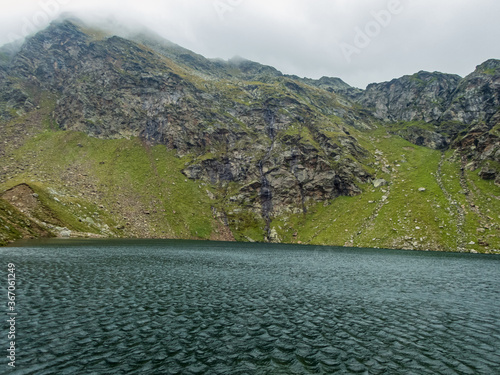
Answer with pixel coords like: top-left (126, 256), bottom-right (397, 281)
top-left (1, 0), bottom-right (499, 88)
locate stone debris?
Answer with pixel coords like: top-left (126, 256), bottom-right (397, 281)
top-left (373, 179), bottom-right (387, 188)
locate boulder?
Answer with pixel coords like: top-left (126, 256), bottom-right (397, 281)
top-left (60, 229), bottom-right (71, 238)
top-left (479, 167), bottom-right (496, 180)
top-left (373, 179), bottom-right (387, 188)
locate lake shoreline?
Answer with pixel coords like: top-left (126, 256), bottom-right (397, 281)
top-left (4, 236), bottom-right (499, 256)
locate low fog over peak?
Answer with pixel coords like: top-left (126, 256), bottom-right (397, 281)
top-left (1, 0), bottom-right (499, 88)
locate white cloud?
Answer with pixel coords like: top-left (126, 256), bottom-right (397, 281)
top-left (1, 0), bottom-right (499, 88)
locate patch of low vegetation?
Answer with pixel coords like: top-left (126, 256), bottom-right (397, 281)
top-left (0, 198), bottom-right (53, 246)
top-left (270, 128), bottom-right (500, 253)
top-left (1, 130), bottom-right (221, 241)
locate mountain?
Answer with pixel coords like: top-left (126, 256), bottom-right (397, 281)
top-left (0, 19), bottom-right (499, 253)
top-left (358, 71), bottom-right (462, 123)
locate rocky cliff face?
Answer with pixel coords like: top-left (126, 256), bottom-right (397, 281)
top-left (358, 71), bottom-right (462, 123)
top-left (357, 60), bottom-right (500, 127)
top-left (442, 59), bottom-right (500, 126)
top-left (356, 60), bottom-right (500, 171)
top-left (444, 60), bottom-right (500, 180)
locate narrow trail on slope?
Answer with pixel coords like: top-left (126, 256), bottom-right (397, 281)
top-left (350, 184), bottom-right (392, 246)
top-left (350, 151), bottom-right (393, 246)
top-left (436, 153), bottom-right (466, 251)
top-left (459, 156), bottom-right (490, 225)
top-left (457, 156), bottom-right (500, 250)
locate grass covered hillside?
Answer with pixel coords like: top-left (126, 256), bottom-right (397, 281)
top-left (1, 19), bottom-right (499, 253)
top-left (2, 112), bottom-right (498, 252)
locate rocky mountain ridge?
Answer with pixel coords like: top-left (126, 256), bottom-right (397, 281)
top-left (0, 19), bottom-right (499, 252)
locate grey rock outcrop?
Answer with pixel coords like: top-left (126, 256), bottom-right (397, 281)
top-left (442, 59), bottom-right (500, 126)
top-left (357, 71), bottom-right (462, 123)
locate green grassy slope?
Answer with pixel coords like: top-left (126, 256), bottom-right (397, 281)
top-left (0, 198), bottom-right (54, 246)
top-left (271, 127), bottom-right (500, 253)
top-left (0, 127), bottom-right (230, 244)
top-left (1, 123), bottom-right (498, 252)
top-left (0, 63), bottom-right (498, 251)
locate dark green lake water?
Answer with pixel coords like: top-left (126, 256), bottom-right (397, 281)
top-left (1, 239), bottom-right (499, 374)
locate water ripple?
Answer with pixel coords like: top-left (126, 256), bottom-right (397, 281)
top-left (1, 239), bottom-right (499, 374)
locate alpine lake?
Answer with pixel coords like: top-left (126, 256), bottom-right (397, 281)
top-left (1, 239), bottom-right (499, 374)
